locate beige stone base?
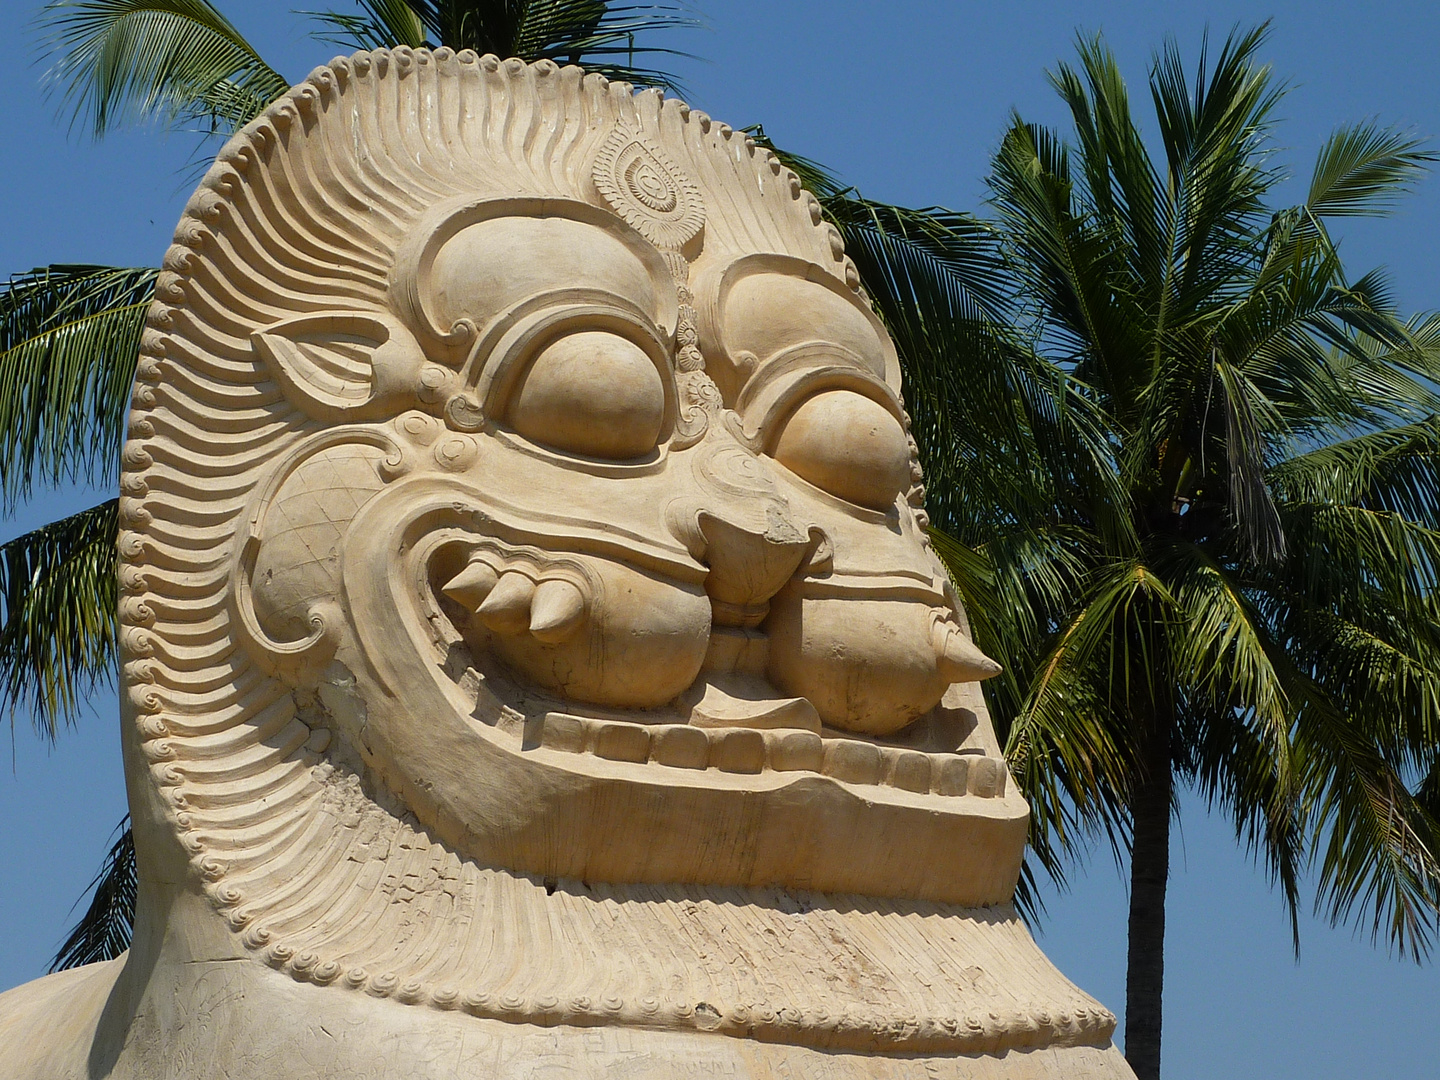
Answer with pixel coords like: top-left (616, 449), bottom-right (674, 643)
top-left (437, 1022), bottom-right (1135, 1079)
top-left (2, 956), bottom-right (1135, 1080)
top-left (448, 1024), bottom-right (1135, 1079)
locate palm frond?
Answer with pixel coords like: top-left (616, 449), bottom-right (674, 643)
top-left (1274, 588), bottom-right (1440, 761)
top-left (0, 500), bottom-right (118, 740)
top-left (1339, 313), bottom-right (1440, 426)
top-left (39, 0), bottom-right (290, 137)
top-left (1158, 540), bottom-right (1303, 942)
top-left (1306, 122), bottom-right (1434, 220)
top-left (1162, 541), bottom-right (1290, 743)
top-left (1300, 697), bottom-right (1440, 959)
top-left (306, 0), bottom-right (426, 50)
top-left (832, 197), bottom-right (1013, 325)
top-left (967, 17), bottom-right (1440, 988)
top-left (1270, 417), bottom-right (1440, 529)
top-left (1260, 469), bottom-right (1440, 957)
top-left (50, 817), bottom-right (135, 971)
top-left (1282, 501), bottom-right (1440, 614)
top-left (0, 265), bottom-right (154, 506)
top-left (1003, 560), bottom-right (1174, 875)
top-left (989, 115), bottom-right (1151, 421)
top-left (1149, 23), bottom-right (1284, 311)
top-left (1052, 35), bottom-right (1168, 307)
top-left (1215, 358), bottom-right (1286, 563)
top-left (1418, 758), bottom-right (1440, 823)
top-left (1218, 266), bottom-right (1440, 438)
top-left (311, 1), bottom-right (702, 93)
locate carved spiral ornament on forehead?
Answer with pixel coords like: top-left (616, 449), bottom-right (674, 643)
top-left (592, 126), bottom-right (705, 250)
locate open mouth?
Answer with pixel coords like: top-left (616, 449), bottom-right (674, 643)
top-left (318, 472), bottom-right (1028, 906)
top-left (427, 534), bottom-right (1010, 802)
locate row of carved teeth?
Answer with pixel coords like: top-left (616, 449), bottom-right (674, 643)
top-left (529, 712), bottom-right (1007, 798)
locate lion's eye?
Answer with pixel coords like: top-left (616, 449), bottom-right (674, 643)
top-left (773, 389), bottom-right (910, 510)
top-left (508, 331), bottom-right (665, 459)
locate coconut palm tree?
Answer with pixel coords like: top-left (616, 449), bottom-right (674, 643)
top-left (898, 25), bottom-right (1440, 1078)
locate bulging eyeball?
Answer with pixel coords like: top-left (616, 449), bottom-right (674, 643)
top-left (509, 331), bottom-right (665, 459)
top-left (773, 390), bottom-right (911, 510)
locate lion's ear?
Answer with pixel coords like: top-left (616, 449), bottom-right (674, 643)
top-left (252, 311), bottom-right (434, 421)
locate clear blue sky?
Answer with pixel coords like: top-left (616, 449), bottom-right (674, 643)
top-left (1, 3), bottom-right (1437, 1076)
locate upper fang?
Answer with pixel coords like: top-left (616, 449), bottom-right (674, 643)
top-left (442, 558), bottom-right (499, 609)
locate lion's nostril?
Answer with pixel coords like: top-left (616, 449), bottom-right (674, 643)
top-left (696, 511), bottom-right (811, 626)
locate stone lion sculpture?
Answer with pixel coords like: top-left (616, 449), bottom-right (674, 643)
top-left (0, 49), bottom-right (1135, 1079)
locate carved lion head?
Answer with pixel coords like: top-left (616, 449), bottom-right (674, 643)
top-left (121, 52), bottom-right (1034, 1013)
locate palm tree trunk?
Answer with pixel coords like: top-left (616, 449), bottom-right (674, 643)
top-left (1124, 720), bottom-right (1172, 1079)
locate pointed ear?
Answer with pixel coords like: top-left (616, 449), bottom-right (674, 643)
top-left (252, 311), bottom-right (444, 422)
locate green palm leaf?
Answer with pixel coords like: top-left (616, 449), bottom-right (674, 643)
top-left (307, 0), bottom-right (427, 49)
top-left (0, 265), bottom-right (155, 506)
top-left (1300, 695), bottom-right (1440, 959)
top-left (39, 0), bottom-right (291, 136)
top-left (1159, 542), bottom-right (1304, 938)
top-left (1306, 122), bottom-right (1435, 220)
top-left (943, 24), bottom-right (1440, 1071)
top-left (0, 500), bottom-right (118, 739)
top-left (308, 1), bottom-right (702, 93)
top-left (1271, 417), bottom-right (1440, 528)
top-left (1003, 559), bottom-right (1174, 862)
top-left (50, 817), bottom-right (136, 971)
top-left (1214, 357), bottom-right (1287, 563)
